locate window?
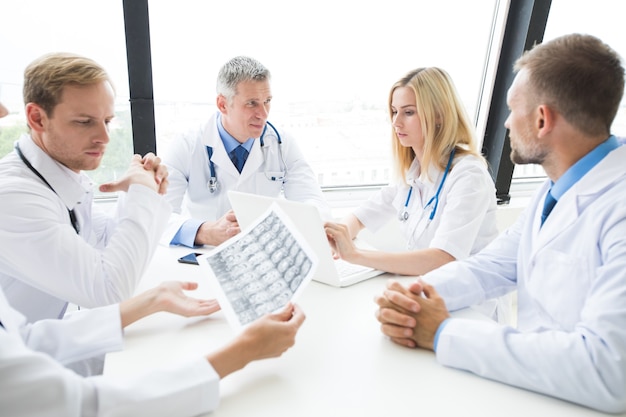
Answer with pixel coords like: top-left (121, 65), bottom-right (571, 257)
top-left (9, 2), bottom-right (595, 200)
top-left (0, 1), bottom-right (132, 195)
top-left (148, 0), bottom-right (500, 188)
top-left (512, 0), bottom-right (626, 181)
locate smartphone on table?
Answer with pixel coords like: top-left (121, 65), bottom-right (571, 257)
top-left (177, 252), bottom-right (202, 265)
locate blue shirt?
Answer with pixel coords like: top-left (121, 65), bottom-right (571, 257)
top-left (169, 115), bottom-right (255, 247)
top-left (550, 135), bottom-right (620, 202)
top-left (433, 135), bottom-right (621, 352)
top-left (216, 113), bottom-right (255, 155)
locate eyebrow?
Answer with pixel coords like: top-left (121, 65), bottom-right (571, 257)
top-left (74, 113), bottom-right (115, 119)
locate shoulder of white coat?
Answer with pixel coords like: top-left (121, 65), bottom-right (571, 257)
top-left (450, 154), bottom-right (492, 179)
top-left (574, 145), bottom-right (626, 197)
top-left (267, 123), bottom-right (299, 145)
top-left (0, 173), bottom-right (60, 208)
top-left (452, 153), bottom-right (487, 168)
top-left (163, 117), bottom-right (217, 164)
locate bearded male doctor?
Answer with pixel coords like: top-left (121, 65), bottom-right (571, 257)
top-left (375, 33), bottom-right (626, 413)
top-left (161, 56), bottom-right (329, 248)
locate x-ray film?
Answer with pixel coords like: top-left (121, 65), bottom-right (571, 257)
top-left (198, 202), bottom-right (317, 329)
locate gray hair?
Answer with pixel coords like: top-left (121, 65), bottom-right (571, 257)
top-left (216, 56), bottom-right (271, 101)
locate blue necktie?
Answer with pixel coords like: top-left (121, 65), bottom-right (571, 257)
top-left (540, 189), bottom-right (557, 226)
top-left (230, 145), bottom-right (249, 173)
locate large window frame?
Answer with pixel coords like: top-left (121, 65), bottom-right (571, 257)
top-left (121, 0), bottom-right (552, 204)
top-left (478, 0), bottom-right (552, 204)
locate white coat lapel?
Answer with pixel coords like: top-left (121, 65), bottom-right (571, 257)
top-left (212, 144), bottom-right (237, 175)
top-left (533, 190), bottom-right (578, 252)
top-left (202, 115), bottom-right (245, 179)
top-left (406, 164), bottom-right (439, 247)
top-left (531, 145), bottom-right (626, 254)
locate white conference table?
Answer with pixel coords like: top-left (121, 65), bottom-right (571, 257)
top-left (104, 245), bottom-right (620, 417)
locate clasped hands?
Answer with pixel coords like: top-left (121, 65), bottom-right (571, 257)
top-left (374, 279), bottom-right (450, 351)
top-left (99, 152), bottom-right (169, 195)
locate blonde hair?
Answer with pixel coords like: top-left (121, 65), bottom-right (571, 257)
top-left (23, 52), bottom-right (113, 116)
top-left (389, 67), bottom-right (483, 182)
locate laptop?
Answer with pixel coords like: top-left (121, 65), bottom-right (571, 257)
top-left (228, 191), bottom-right (385, 287)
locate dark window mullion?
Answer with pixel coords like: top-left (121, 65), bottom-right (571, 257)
top-left (122, 0), bottom-right (157, 155)
top-left (481, 0), bottom-right (552, 204)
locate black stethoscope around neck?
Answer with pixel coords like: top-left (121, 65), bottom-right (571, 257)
top-left (398, 148), bottom-right (456, 223)
top-left (206, 121), bottom-right (287, 193)
top-left (14, 142), bottom-right (80, 234)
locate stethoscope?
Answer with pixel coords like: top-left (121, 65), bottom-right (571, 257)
top-left (206, 121), bottom-right (287, 193)
top-left (398, 148), bottom-right (456, 222)
top-left (14, 143), bottom-right (80, 234)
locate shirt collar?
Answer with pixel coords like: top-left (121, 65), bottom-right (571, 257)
top-left (406, 158), bottom-right (440, 188)
top-left (17, 134), bottom-right (92, 210)
top-left (551, 135), bottom-right (621, 200)
top-left (216, 113), bottom-right (255, 154)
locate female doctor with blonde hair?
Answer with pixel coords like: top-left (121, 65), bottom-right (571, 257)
top-left (325, 67), bottom-right (498, 276)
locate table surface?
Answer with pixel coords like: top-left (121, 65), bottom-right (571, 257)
top-left (104, 246), bottom-right (620, 417)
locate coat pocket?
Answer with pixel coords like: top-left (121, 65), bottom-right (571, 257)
top-left (526, 248), bottom-right (592, 330)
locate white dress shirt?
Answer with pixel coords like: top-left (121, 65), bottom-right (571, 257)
top-left (427, 145), bottom-right (626, 413)
top-left (0, 135), bottom-right (172, 323)
top-left (0, 288), bottom-right (220, 417)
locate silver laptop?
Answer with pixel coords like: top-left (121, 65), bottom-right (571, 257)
top-left (228, 191), bottom-right (384, 287)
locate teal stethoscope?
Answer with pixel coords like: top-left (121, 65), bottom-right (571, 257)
top-left (206, 121), bottom-right (287, 193)
top-left (398, 148), bottom-right (456, 222)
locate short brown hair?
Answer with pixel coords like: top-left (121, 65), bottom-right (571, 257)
top-left (23, 52), bottom-right (112, 116)
top-left (514, 33), bottom-right (624, 136)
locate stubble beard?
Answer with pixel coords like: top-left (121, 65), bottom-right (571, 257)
top-left (509, 127), bottom-right (547, 166)
top-left (47, 128), bottom-right (104, 172)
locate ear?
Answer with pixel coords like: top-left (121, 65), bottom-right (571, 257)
top-left (25, 103), bottom-right (49, 133)
top-left (536, 104), bottom-right (555, 138)
top-left (216, 94), bottom-right (228, 114)
top-left (0, 102), bottom-right (8, 118)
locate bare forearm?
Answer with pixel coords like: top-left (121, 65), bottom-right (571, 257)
top-left (205, 337), bottom-right (254, 379)
top-left (119, 288), bottom-right (160, 328)
top-left (351, 247), bottom-right (455, 276)
top-left (206, 304), bottom-right (304, 379)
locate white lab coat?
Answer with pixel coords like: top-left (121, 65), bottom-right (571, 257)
top-left (353, 154), bottom-right (498, 260)
top-left (0, 288), bottom-right (220, 417)
top-left (161, 112), bottom-right (329, 245)
top-left (0, 135), bottom-right (172, 323)
top-left (427, 145), bottom-right (626, 413)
